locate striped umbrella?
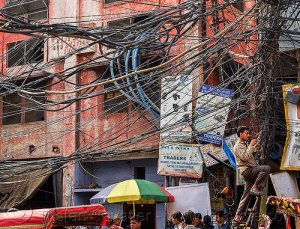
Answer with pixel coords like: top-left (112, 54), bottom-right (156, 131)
top-left (90, 179), bottom-right (174, 215)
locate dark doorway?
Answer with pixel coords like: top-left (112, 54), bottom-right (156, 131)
top-left (122, 204), bottom-right (156, 229)
top-left (134, 167), bottom-right (145, 180)
top-left (21, 174), bottom-right (56, 210)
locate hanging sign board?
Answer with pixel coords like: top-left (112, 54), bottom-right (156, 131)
top-left (199, 134), bottom-right (238, 167)
top-left (160, 76), bottom-right (193, 143)
top-left (157, 143), bottom-right (203, 178)
top-left (281, 84), bottom-right (300, 170)
top-left (199, 144), bottom-right (227, 167)
top-left (194, 84), bottom-right (233, 146)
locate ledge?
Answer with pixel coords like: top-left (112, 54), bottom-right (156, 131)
top-left (74, 188), bottom-right (102, 193)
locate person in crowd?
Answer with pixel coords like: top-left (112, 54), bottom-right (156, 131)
top-left (166, 219), bottom-right (175, 229)
top-left (182, 210), bottom-right (196, 229)
top-left (214, 211), bottom-right (231, 229)
top-left (130, 215), bottom-right (141, 229)
top-left (110, 213), bottom-right (124, 229)
top-left (122, 210), bottom-right (133, 229)
top-left (202, 215), bottom-right (214, 229)
top-left (232, 126), bottom-right (271, 226)
top-left (171, 211), bottom-right (183, 229)
top-left (193, 213), bottom-right (203, 228)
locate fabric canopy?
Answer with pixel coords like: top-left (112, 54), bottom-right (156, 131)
top-left (0, 204), bottom-right (107, 229)
top-left (0, 209), bottom-right (46, 229)
top-left (267, 196), bottom-right (300, 217)
top-left (0, 167), bottom-right (51, 211)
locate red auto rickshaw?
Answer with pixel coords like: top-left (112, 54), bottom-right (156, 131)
top-left (0, 204), bottom-right (107, 229)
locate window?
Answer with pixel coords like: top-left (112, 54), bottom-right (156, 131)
top-left (232, 1), bottom-right (244, 12)
top-left (104, 82), bottom-right (128, 113)
top-left (107, 15), bottom-right (149, 42)
top-left (100, 69), bottom-right (128, 114)
top-left (105, 0), bottom-right (122, 4)
top-left (2, 93), bottom-right (22, 125)
top-left (3, 0), bottom-right (48, 21)
top-left (134, 167), bottom-right (145, 180)
top-left (1, 79), bottom-right (46, 125)
top-left (7, 39), bottom-right (44, 67)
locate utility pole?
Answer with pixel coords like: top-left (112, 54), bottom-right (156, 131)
top-left (253, 0), bottom-right (282, 164)
top-left (253, 0), bottom-right (284, 227)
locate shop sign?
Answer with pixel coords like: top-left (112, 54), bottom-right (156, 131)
top-left (158, 143), bottom-right (203, 178)
top-left (160, 76), bottom-right (193, 142)
top-left (281, 84), bottom-right (300, 170)
top-left (194, 84), bottom-right (233, 146)
top-left (199, 134), bottom-right (238, 167)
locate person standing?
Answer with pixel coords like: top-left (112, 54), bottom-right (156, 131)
top-left (110, 214), bottom-right (124, 229)
top-left (232, 126), bottom-right (271, 225)
top-left (214, 211), bottom-right (231, 229)
top-left (182, 211), bottom-right (196, 229)
top-left (193, 213), bottom-right (204, 228)
top-left (202, 215), bottom-right (214, 229)
top-left (171, 211), bottom-right (183, 229)
top-left (130, 216), bottom-right (141, 229)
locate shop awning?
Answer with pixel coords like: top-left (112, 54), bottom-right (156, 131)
top-left (0, 165), bottom-right (52, 211)
top-left (0, 205), bottom-right (107, 228)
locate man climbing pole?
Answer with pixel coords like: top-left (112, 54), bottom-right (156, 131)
top-left (232, 126), bottom-right (271, 226)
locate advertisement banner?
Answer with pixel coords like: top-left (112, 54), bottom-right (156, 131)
top-left (157, 143), bottom-right (203, 178)
top-left (199, 144), bottom-right (227, 167)
top-left (194, 84), bottom-right (233, 145)
top-left (160, 76), bottom-right (193, 142)
top-left (281, 84), bottom-right (300, 170)
top-left (199, 134), bottom-right (238, 168)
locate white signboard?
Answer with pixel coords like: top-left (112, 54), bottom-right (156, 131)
top-left (160, 76), bottom-right (193, 142)
top-left (166, 183), bottom-right (211, 218)
top-left (158, 143), bottom-right (203, 178)
top-left (281, 84), bottom-right (300, 170)
top-left (194, 84), bottom-right (233, 146)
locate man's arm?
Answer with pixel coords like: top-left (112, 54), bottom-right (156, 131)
top-left (234, 143), bottom-right (256, 162)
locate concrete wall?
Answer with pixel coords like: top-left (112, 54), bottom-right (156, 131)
top-left (74, 158), bottom-right (164, 190)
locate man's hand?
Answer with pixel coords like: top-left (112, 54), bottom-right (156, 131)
top-left (250, 139), bottom-right (257, 146)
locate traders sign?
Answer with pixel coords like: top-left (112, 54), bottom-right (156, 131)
top-left (194, 84), bottom-right (233, 145)
top-left (281, 84), bottom-right (300, 170)
top-left (160, 76), bottom-right (193, 142)
top-left (158, 143), bottom-right (203, 178)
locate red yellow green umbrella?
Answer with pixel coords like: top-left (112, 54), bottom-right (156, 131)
top-left (90, 179), bottom-right (174, 214)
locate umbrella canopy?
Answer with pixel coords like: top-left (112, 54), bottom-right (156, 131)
top-left (90, 179), bottom-right (174, 204)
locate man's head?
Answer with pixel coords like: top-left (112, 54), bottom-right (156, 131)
top-left (130, 215), bottom-right (141, 229)
top-left (171, 211), bottom-right (182, 225)
top-left (203, 215), bottom-right (211, 226)
top-left (182, 210), bottom-right (195, 225)
top-left (114, 213), bottom-right (121, 226)
top-left (193, 213), bottom-right (202, 227)
top-left (237, 126), bottom-right (252, 141)
top-left (215, 211), bottom-right (226, 225)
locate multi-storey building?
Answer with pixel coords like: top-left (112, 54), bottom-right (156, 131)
top-left (2, 0), bottom-right (292, 228)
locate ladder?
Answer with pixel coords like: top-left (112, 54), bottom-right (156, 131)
top-left (233, 195), bottom-right (261, 229)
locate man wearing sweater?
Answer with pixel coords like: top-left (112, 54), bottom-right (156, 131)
top-left (232, 126), bottom-right (271, 225)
